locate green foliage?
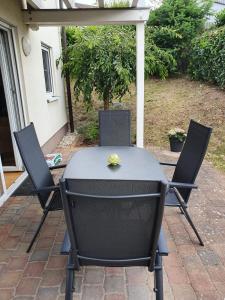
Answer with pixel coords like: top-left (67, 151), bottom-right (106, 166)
top-left (62, 25), bottom-right (178, 109)
top-left (104, 0), bottom-right (130, 7)
top-left (63, 26), bottom-right (136, 109)
top-left (78, 120), bottom-right (99, 144)
top-left (145, 27), bottom-right (177, 78)
top-left (188, 26), bottom-right (225, 89)
top-left (145, 26), bottom-right (178, 78)
top-left (147, 0), bottom-right (212, 71)
top-left (168, 128), bottom-right (186, 142)
top-left (215, 8), bottom-right (225, 27)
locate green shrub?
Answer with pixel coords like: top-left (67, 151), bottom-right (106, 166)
top-left (215, 8), bottom-right (225, 27)
top-left (78, 121), bottom-right (99, 144)
top-left (188, 26), bottom-right (225, 88)
top-left (147, 0), bottom-right (212, 72)
top-left (145, 27), bottom-right (178, 78)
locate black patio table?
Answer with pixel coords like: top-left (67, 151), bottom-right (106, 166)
top-left (63, 146), bottom-right (167, 183)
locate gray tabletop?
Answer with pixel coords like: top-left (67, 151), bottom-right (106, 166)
top-left (63, 146), bottom-right (167, 182)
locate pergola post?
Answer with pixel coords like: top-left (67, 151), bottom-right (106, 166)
top-left (136, 22), bottom-right (145, 148)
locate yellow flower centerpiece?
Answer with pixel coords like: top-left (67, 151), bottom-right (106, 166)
top-left (107, 153), bottom-right (121, 166)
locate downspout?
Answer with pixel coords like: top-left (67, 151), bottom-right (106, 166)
top-left (59, 0), bottom-right (75, 133)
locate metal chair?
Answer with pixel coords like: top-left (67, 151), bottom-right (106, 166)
top-left (99, 110), bottom-right (131, 146)
top-left (161, 120), bottom-right (212, 246)
top-left (14, 123), bottom-right (66, 252)
top-left (60, 179), bottom-right (168, 300)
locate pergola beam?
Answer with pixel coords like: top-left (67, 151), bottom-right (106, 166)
top-left (63, 0), bottom-right (74, 8)
top-left (74, 2), bottom-right (97, 8)
top-left (22, 8), bottom-right (150, 26)
top-left (131, 0), bottom-right (139, 7)
top-left (27, 0), bottom-right (43, 9)
top-left (98, 0), bottom-right (105, 8)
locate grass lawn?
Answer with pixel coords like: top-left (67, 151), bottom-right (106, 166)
top-left (72, 77), bottom-right (225, 172)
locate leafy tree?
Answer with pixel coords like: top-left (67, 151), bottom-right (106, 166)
top-left (63, 26), bottom-right (136, 110)
top-left (62, 25), bottom-right (177, 109)
top-left (215, 8), bottom-right (225, 27)
top-left (147, 0), bottom-right (212, 71)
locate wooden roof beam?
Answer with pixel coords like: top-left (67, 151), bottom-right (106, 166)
top-left (74, 2), bottom-right (98, 8)
top-left (63, 0), bottom-right (74, 8)
top-left (98, 0), bottom-right (104, 8)
top-left (27, 0), bottom-right (43, 9)
top-left (22, 8), bottom-right (150, 26)
top-left (131, 0), bottom-right (139, 7)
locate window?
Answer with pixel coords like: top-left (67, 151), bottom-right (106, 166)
top-left (41, 44), bottom-right (53, 93)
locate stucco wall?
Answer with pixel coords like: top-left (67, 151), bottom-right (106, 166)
top-left (0, 0), bottom-right (68, 146)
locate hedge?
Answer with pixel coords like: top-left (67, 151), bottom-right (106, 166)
top-left (188, 26), bottom-right (225, 88)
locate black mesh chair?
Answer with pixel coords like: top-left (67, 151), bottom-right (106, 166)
top-left (99, 110), bottom-right (131, 146)
top-left (161, 120), bottom-right (212, 246)
top-left (60, 179), bottom-right (168, 300)
top-left (14, 123), bottom-right (66, 252)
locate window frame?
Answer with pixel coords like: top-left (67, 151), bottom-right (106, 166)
top-left (41, 43), bottom-right (54, 97)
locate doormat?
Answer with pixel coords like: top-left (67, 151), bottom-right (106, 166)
top-left (12, 176), bottom-right (35, 196)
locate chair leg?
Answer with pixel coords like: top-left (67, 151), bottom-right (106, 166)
top-left (176, 195), bottom-right (204, 246)
top-left (179, 206), bottom-right (184, 214)
top-left (154, 251), bottom-right (163, 300)
top-left (181, 206), bottom-right (204, 246)
top-left (65, 253), bottom-right (75, 300)
top-left (26, 208), bottom-right (49, 253)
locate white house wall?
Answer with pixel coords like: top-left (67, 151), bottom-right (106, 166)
top-left (0, 0), bottom-right (67, 147)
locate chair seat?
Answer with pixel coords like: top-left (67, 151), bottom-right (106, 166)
top-left (61, 228), bottom-right (168, 256)
top-left (165, 188), bottom-right (181, 207)
top-left (49, 190), bottom-right (63, 211)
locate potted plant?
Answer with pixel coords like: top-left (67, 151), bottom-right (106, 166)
top-left (168, 128), bottom-right (186, 152)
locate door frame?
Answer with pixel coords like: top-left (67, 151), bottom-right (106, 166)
top-left (0, 22), bottom-right (25, 171)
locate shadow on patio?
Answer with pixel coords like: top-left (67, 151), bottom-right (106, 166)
top-left (0, 138), bottom-right (225, 300)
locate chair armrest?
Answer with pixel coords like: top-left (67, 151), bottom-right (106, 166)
top-left (160, 162), bottom-right (177, 167)
top-left (49, 164), bottom-right (67, 170)
top-left (158, 228), bottom-right (168, 256)
top-left (169, 181), bottom-right (198, 189)
top-left (36, 185), bottom-right (59, 193)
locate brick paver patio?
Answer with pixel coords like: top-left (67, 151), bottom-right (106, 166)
top-left (0, 138), bottom-right (225, 299)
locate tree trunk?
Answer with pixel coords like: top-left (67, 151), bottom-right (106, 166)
top-left (104, 98), bottom-right (110, 110)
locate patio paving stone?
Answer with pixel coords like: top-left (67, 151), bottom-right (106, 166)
top-left (7, 256), bottom-right (28, 271)
top-left (15, 277), bottom-right (41, 296)
top-left (23, 261), bottom-right (46, 277)
top-left (104, 294), bottom-right (126, 300)
top-left (104, 275), bottom-right (125, 293)
top-left (0, 270), bottom-right (22, 288)
top-left (81, 285), bottom-right (105, 300)
top-left (36, 287), bottom-right (59, 300)
top-left (40, 269), bottom-right (64, 287)
top-left (46, 255), bottom-right (67, 269)
top-left (29, 249), bottom-right (50, 262)
top-left (0, 141), bottom-right (225, 298)
top-left (84, 268), bottom-right (105, 285)
top-left (0, 288), bottom-right (14, 300)
top-left (126, 285), bottom-right (152, 300)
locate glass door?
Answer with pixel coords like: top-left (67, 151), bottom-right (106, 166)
top-left (0, 154), bottom-right (6, 197)
top-left (0, 25), bottom-right (24, 172)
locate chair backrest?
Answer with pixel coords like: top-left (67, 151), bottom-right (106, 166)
top-left (14, 123), bottom-right (54, 209)
top-left (99, 110), bottom-right (131, 146)
top-left (60, 179), bottom-right (167, 271)
top-left (172, 120), bottom-right (212, 203)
